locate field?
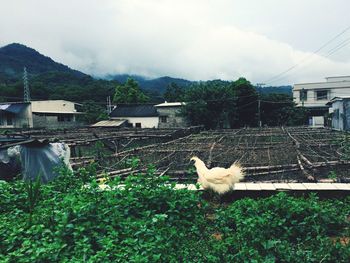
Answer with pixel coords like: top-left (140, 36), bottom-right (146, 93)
top-left (50, 126), bottom-right (350, 183)
top-left (1, 126), bottom-right (350, 262)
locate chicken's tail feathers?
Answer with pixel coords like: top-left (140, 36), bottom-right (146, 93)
top-left (229, 162), bottom-right (245, 182)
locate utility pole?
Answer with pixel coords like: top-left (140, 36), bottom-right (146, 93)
top-left (23, 67), bottom-right (30, 102)
top-left (258, 98), bottom-right (262, 128)
top-left (256, 83), bottom-right (265, 128)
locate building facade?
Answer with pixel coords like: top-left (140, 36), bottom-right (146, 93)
top-left (0, 102), bottom-right (33, 128)
top-left (293, 76), bottom-right (350, 127)
top-left (109, 104), bottom-right (159, 128)
top-left (155, 102), bottom-right (187, 128)
top-left (327, 97), bottom-right (350, 131)
top-left (31, 100), bottom-right (83, 129)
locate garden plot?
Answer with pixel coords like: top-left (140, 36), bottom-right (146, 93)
top-left (97, 127), bottom-right (350, 183)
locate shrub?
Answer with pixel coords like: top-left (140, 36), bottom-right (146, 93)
top-left (0, 167), bottom-right (349, 262)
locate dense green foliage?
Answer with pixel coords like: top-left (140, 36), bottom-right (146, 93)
top-left (0, 167), bottom-right (349, 262)
top-left (182, 78), bottom-right (307, 129)
top-left (164, 82), bottom-right (186, 102)
top-left (261, 93), bottom-right (310, 126)
top-left (113, 78), bottom-right (149, 104)
top-left (182, 80), bottom-right (236, 129)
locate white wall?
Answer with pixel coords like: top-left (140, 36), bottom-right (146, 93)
top-left (293, 81), bottom-right (350, 107)
top-left (121, 117), bottom-right (159, 128)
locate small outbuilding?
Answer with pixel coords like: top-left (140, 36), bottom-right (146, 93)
top-left (327, 96), bottom-right (350, 131)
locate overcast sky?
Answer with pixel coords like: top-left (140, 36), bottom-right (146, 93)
top-left (1, 0), bottom-right (350, 85)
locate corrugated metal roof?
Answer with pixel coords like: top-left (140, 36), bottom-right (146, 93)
top-left (0, 103), bottom-right (28, 114)
top-left (110, 105), bottom-right (158, 117)
top-left (91, 119), bottom-right (127, 127)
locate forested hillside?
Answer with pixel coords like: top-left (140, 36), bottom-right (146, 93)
top-left (0, 43), bottom-right (292, 104)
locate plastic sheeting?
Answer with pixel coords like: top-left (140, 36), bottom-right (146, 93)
top-left (0, 142), bottom-right (72, 183)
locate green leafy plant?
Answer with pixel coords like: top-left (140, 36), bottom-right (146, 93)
top-left (328, 171), bottom-right (337, 180)
top-left (1, 167), bottom-right (349, 262)
top-left (25, 174), bottom-right (42, 225)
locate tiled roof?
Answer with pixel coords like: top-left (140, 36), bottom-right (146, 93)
top-left (110, 104), bottom-right (158, 117)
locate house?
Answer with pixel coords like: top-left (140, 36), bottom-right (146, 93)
top-left (293, 76), bottom-right (350, 127)
top-left (155, 102), bottom-right (187, 128)
top-left (109, 104), bottom-right (159, 128)
top-left (0, 102), bottom-right (33, 128)
top-left (31, 100), bottom-right (84, 129)
top-left (327, 97), bottom-right (350, 131)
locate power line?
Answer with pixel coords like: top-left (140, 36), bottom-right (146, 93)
top-left (262, 25), bottom-right (350, 85)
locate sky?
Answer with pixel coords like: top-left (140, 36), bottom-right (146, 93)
top-left (1, 0), bottom-right (350, 85)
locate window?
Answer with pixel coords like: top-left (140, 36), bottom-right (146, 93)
top-left (135, 123), bottom-right (141, 128)
top-left (0, 112), bottom-right (3, 126)
top-left (160, 116), bottom-right (168, 123)
top-left (6, 114), bottom-right (13, 125)
top-left (58, 114), bottom-right (72, 122)
top-left (316, 90), bottom-right (328, 100)
top-left (0, 112), bottom-right (13, 126)
top-left (299, 89), bottom-right (307, 101)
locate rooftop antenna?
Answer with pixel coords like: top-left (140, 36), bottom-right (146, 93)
top-left (23, 67), bottom-right (30, 102)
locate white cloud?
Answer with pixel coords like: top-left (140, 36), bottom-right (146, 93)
top-left (1, 0), bottom-right (350, 85)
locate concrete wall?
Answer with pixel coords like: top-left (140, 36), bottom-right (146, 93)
top-left (156, 107), bottom-right (187, 128)
top-left (114, 117), bottom-right (158, 128)
top-left (33, 113), bottom-right (81, 129)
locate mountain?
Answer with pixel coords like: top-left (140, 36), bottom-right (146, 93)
top-left (0, 43), bottom-right (86, 80)
top-left (256, 85), bottom-right (292, 95)
top-left (0, 43), bottom-right (116, 104)
top-left (107, 74), bottom-right (193, 94)
top-left (0, 43), bottom-right (293, 104)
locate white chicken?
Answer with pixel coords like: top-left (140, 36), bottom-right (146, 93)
top-left (190, 156), bottom-right (244, 194)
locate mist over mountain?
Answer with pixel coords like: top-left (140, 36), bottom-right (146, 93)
top-left (0, 43), bottom-right (292, 100)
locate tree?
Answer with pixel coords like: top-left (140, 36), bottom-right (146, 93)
top-left (164, 82), bottom-right (185, 102)
top-left (182, 80), bottom-right (235, 129)
top-left (260, 93), bottom-right (309, 126)
top-left (230, 78), bottom-right (258, 128)
top-left (113, 78), bottom-right (149, 104)
top-left (78, 100), bottom-right (108, 124)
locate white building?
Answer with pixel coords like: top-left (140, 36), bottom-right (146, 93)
top-left (293, 76), bottom-right (350, 126)
top-left (294, 76), bottom-right (350, 107)
top-left (109, 104), bottom-right (159, 128)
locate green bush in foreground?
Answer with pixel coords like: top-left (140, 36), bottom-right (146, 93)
top-left (0, 167), bottom-right (349, 262)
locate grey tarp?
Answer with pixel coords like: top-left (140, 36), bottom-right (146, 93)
top-left (0, 142), bottom-right (71, 183)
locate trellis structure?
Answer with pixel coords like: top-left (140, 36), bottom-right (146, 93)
top-left (93, 127), bottom-right (350, 183)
